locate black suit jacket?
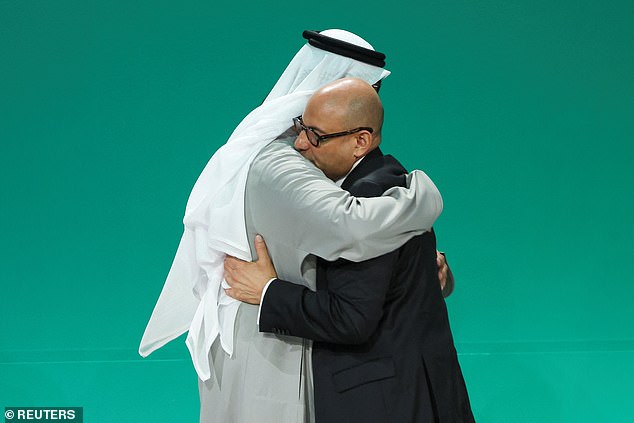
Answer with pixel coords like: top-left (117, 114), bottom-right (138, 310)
top-left (260, 148), bottom-right (474, 422)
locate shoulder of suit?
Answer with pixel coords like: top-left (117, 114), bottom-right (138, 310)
top-left (382, 154), bottom-right (408, 173)
top-left (347, 157), bottom-right (407, 195)
top-left (347, 179), bottom-right (386, 197)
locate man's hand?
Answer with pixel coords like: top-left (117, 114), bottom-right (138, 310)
top-left (224, 235), bottom-right (277, 305)
top-left (437, 251), bottom-right (455, 298)
top-left (437, 251), bottom-right (448, 290)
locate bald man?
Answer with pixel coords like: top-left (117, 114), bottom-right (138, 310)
top-left (225, 79), bottom-right (475, 422)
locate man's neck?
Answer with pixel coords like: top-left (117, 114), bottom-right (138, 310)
top-left (334, 144), bottom-right (381, 186)
top-left (335, 157), bottom-right (365, 187)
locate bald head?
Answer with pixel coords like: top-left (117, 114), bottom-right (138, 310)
top-left (308, 78), bottom-right (384, 146)
top-left (294, 78), bottom-right (386, 181)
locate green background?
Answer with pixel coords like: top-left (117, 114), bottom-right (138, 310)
top-left (2, 0), bottom-right (633, 421)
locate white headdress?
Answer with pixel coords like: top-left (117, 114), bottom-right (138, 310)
top-left (139, 30), bottom-right (390, 381)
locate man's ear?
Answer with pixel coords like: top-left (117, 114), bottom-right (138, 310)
top-left (353, 130), bottom-right (373, 158)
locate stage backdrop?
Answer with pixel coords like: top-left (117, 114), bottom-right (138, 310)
top-left (2, 0), bottom-right (633, 421)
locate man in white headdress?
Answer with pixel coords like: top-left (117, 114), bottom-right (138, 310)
top-left (140, 29), bottom-right (446, 422)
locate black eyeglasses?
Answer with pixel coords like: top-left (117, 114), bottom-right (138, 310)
top-left (292, 116), bottom-right (373, 147)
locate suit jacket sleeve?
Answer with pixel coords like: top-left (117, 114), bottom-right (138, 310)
top-left (247, 141), bottom-right (442, 262)
top-left (260, 251), bottom-right (398, 344)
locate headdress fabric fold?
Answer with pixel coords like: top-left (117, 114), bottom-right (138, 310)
top-left (139, 29), bottom-right (389, 381)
